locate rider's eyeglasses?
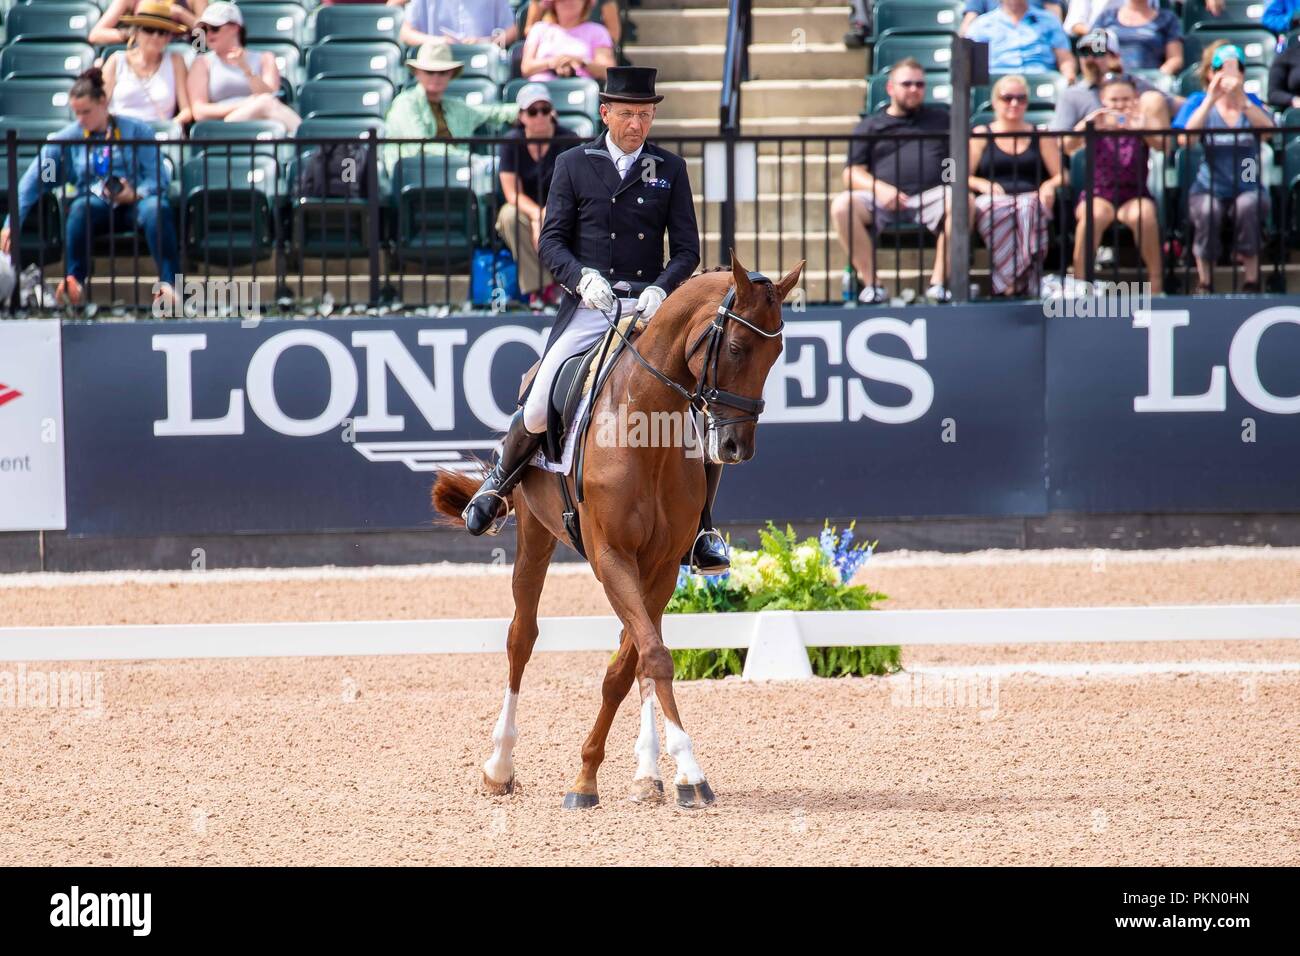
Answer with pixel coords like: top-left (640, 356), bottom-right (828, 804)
top-left (998, 93), bottom-right (1028, 104)
top-left (523, 104), bottom-right (553, 117)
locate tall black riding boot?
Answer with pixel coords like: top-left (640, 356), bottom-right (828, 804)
top-left (463, 409), bottom-right (544, 536)
top-left (685, 461), bottom-right (730, 575)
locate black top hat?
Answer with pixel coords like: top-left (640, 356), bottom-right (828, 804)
top-left (599, 66), bottom-right (664, 104)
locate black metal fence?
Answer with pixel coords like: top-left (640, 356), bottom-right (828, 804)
top-left (3, 125), bottom-right (1298, 317)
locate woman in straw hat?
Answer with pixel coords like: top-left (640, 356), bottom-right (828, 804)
top-left (90, 0), bottom-right (206, 47)
top-left (101, 1), bottom-right (193, 126)
top-left (187, 2), bottom-right (301, 133)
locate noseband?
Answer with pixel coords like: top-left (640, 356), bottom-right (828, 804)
top-left (685, 271), bottom-right (784, 428)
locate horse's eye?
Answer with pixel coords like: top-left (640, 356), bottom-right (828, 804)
top-left (728, 340), bottom-right (742, 356)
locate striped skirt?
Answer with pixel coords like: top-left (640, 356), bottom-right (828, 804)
top-left (974, 192), bottom-right (1052, 296)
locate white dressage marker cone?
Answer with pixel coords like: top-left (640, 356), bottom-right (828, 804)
top-left (742, 611), bottom-right (813, 681)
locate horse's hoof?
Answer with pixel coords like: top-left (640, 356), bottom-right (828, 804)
top-left (562, 791), bottom-right (600, 810)
top-left (482, 771), bottom-right (515, 796)
top-left (628, 778), bottom-right (666, 804)
top-left (675, 780), bottom-right (716, 809)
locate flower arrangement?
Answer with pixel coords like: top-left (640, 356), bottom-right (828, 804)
top-left (666, 521), bottom-right (899, 680)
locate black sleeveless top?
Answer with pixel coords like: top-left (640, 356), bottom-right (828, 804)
top-left (975, 132), bottom-right (1047, 195)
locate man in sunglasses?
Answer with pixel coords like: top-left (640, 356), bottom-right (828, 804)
top-left (1052, 27), bottom-right (1174, 155)
top-left (831, 58), bottom-right (953, 304)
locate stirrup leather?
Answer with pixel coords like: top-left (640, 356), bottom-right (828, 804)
top-left (689, 527), bottom-right (730, 576)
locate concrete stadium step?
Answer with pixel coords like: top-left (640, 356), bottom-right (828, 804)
top-left (655, 78), bottom-right (865, 120)
top-left (630, 6), bottom-right (853, 46)
top-left (625, 43), bottom-right (867, 81)
top-left (682, 152), bottom-right (849, 193)
top-left (696, 195), bottom-right (838, 232)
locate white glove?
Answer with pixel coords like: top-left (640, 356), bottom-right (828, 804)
top-left (635, 285), bottom-right (666, 321)
top-left (577, 268), bottom-right (615, 312)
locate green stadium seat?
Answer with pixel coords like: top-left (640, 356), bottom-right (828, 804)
top-left (0, 77), bottom-right (74, 118)
top-left (1183, 0), bottom-right (1270, 30)
top-left (181, 153), bottom-right (281, 267)
top-left (446, 77), bottom-right (500, 109)
top-left (560, 114), bottom-right (595, 139)
top-left (189, 119), bottom-right (289, 163)
top-left (305, 40), bottom-right (404, 85)
top-left (239, 3), bottom-right (308, 47)
top-left (872, 1), bottom-right (963, 38)
top-left (391, 154), bottom-right (479, 271)
top-left (297, 77), bottom-right (395, 119)
top-left (0, 40), bottom-right (94, 80)
top-left (289, 119), bottom-right (386, 264)
top-left (1185, 27), bottom-right (1277, 68)
top-left (3, 2), bottom-right (98, 43)
top-left (311, 5), bottom-right (402, 45)
top-left (451, 43), bottom-right (511, 84)
top-left (872, 32), bottom-right (954, 74)
top-left (503, 77), bottom-right (600, 125)
top-left (0, 116), bottom-right (66, 267)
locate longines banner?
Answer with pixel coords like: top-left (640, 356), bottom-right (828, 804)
top-left (59, 299), bottom-right (1299, 537)
top-left (0, 320), bottom-right (67, 531)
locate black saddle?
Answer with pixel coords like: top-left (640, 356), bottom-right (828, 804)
top-left (545, 341), bottom-right (605, 466)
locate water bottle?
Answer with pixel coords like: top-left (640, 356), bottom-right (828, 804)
top-left (841, 266), bottom-right (854, 304)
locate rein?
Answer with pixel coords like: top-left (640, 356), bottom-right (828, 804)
top-left (594, 270), bottom-right (782, 432)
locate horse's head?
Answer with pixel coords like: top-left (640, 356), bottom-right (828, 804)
top-left (687, 253), bottom-right (804, 464)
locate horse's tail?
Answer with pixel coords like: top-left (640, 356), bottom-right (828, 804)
top-left (430, 463), bottom-right (493, 527)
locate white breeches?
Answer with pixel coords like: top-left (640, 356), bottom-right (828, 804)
top-left (522, 298), bottom-right (638, 434)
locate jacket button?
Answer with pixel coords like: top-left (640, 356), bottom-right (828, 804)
top-left (637, 269), bottom-right (643, 276)
top-left (611, 198), bottom-right (615, 203)
top-left (638, 232), bottom-right (644, 240)
top-left (637, 197), bottom-right (644, 204)
top-left (610, 232), bottom-right (616, 239)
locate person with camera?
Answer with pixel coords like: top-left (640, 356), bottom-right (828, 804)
top-left (0, 68), bottom-right (179, 308)
top-left (1069, 73), bottom-right (1165, 294)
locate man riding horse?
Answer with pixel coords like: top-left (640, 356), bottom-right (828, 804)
top-left (460, 66), bottom-right (730, 575)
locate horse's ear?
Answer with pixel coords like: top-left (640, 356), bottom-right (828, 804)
top-left (775, 260), bottom-right (805, 303)
top-left (730, 248), bottom-right (752, 298)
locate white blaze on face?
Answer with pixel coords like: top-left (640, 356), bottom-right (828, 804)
top-left (482, 687), bottom-right (519, 785)
top-left (663, 717), bottom-right (706, 786)
top-left (633, 684), bottom-right (661, 781)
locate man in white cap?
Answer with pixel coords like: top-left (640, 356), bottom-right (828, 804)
top-left (383, 42), bottom-right (520, 187)
top-left (496, 83), bottom-right (575, 308)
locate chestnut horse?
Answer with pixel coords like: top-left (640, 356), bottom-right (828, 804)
top-left (432, 255), bottom-right (804, 809)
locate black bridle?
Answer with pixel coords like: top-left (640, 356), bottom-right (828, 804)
top-left (597, 271), bottom-right (783, 435)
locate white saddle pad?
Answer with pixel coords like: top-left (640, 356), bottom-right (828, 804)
top-left (529, 390), bottom-right (592, 475)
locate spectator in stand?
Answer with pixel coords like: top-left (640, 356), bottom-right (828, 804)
top-left (102, 1), bottom-right (193, 126)
top-left (525, 1), bottom-right (622, 46)
top-left (187, 3), bottom-right (301, 133)
top-left (383, 43), bottom-right (520, 183)
top-left (960, 0), bottom-right (1063, 36)
top-left (1070, 74), bottom-right (1164, 294)
top-left (497, 84), bottom-right (575, 309)
top-left (1261, 0), bottom-right (1300, 34)
top-left (964, 0), bottom-right (1078, 80)
top-left (0, 68), bottom-right (180, 308)
top-left (1267, 31), bottom-right (1300, 111)
top-left (844, 0), bottom-right (871, 48)
top-left (830, 58), bottom-right (954, 303)
top-left (1174, 42), bottom-right (1275, 293)
top-left (967, 75), bottom-right (1065, 296)
top-left (521, 0), bottom-right (615, 82)
top-left (1095, 0), bottom-right (1183, 77)
top-left (89, 0), bottom-right (205, 46)
top-left (1062, 0), bottom-right (1170, 38)
top-left (1052, 28), bottom-right (1174, 155)
top-left (399, 0), bottom-right (518, 50)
